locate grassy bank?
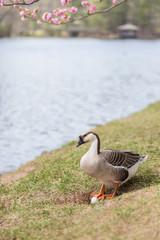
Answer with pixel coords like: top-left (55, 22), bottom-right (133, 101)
top-left (0, 102), bottom-right (160, 240)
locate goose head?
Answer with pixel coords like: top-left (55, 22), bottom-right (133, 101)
top-left (76, 132), bottom-right (100, 153)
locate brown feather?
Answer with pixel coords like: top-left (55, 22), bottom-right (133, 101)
top-left (99, 149), bottom-right (141, 169)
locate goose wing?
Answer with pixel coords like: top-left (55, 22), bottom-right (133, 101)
top-left (99, 149), bottom-right (141, 169)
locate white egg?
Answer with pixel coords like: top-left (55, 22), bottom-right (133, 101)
top-left (90, 197), bottom-right (99, 204)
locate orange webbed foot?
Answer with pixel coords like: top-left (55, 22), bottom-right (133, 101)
top-left (90, 182), bottom-right (119, 201)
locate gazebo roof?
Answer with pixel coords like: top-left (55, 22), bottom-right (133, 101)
top-left (118, 23), bottom-right (139, 31)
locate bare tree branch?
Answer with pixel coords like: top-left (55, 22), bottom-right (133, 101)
top-left (3, 0), bottom-right (40, 7)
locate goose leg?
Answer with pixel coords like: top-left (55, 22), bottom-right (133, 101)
top-left (105, 182), bottom-right (119, 199)
top-left (90, 184), bottom-right (106, 200)
top-left (90, 182), bottom-right (119, 200)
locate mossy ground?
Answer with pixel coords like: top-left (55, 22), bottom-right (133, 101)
top-left (0, 102), bottom-right (160, 240)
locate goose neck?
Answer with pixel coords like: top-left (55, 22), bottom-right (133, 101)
top-left (88, 138), bottom-right (100, 156)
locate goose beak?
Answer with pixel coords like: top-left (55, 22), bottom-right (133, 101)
top-left (76, 136), bottom-right (84, 147)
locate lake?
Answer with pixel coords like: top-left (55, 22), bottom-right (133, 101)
top-left (0, 38), bottom-right (160, 173)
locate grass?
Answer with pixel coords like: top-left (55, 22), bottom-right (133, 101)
top-left (0, 101), bottom-right (160, 240)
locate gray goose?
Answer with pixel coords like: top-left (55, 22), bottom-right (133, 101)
top-left (76, 131), bottom-right (147, 200)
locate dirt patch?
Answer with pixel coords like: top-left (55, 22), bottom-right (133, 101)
top-left (0, 214), bottom-right (20, 228)
top-left (54, 148), bottom-right (66, 154)
top-left (0, 165), bottom-right (35, 184)
top-left (54, 192), bottom-right (91, 204)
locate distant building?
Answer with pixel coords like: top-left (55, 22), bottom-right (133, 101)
top-left (118, 23), bottom-right (139, 39)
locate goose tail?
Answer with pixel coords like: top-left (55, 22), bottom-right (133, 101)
top-left (140, 155), bottom-right (148, 162)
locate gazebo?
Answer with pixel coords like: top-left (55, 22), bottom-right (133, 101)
top-left (118, 23), bottom-right (139, 39)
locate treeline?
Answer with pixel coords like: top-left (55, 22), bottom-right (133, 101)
top-left (83, 0), bottom-right (160, 36)
top-left (0, 0), bottom-right (160, 37)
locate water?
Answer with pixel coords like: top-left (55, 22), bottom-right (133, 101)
top-left (0, 38), bottom-right (160, 173)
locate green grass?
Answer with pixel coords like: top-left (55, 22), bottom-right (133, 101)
top-left (0, 101), bottom-right (160, 240)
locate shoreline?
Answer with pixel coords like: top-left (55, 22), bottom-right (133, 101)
top-left (1, 35), bottom-right (160, 40)
top-left (0, 100), bottom-right (159, 182)
top-left (0, 102), bottom-right (152, 177)
top-left (1, 99), bottom-right (159, 176)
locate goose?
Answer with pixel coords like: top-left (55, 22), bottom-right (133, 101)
top-left (76, 131), bottom-right (147, 200)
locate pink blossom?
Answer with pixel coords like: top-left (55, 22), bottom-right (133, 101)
top-left (37, 20), bottom-right (42, 24)
top-left (63, 9), bottom-right (68, 14)
top-left (81, 1), bottom-right (90, 7)
top-left (14, 4), bottom-right (18, 8)
top-left (61, 0), bottom-right (71, 6)
top-left (42, 12), bottom-right (48, 21)
top-left (25, 8), bottom-right (30, 14)
top-left (0, 3), bottom-right (3, 8)
top-left (61, 0), bottom-right (67, 6)
top-left (51, 18), bottom-right (59, 24)
top-left (61, 14), bottom-right (71, 20)
top-left (68, 6), bottom-right (78, 13)
top-left (20, 10), bottom-right (25, 16)
top-left (112, 0), bottom-right (118, 4)
top-left (21, 16), bottom-right (26, 21)
top-left (31, 13), bottom-right (35, 18)
top-left (88, 4), bottom-right (96, 14)
top-left (53, 9), bottom-right (67, 16)
top-left (61, 15), bottom-right (66, 21)
top-left (66, 15), bottom-right (71, 20)
top-left (33, 8), bottom-right (39, 14)
top-left (47, 13), bottom-right (52, 21)
top-left (58, 20), bottom-right (64, 24)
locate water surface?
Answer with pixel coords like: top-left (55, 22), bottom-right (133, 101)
top-left (0, 38), bottom-right (160, 173)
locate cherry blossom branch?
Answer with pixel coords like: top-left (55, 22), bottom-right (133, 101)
top-left (63, 0), bottom-right (128, 24)
top-left (0, 0), bottom-right (129, 26)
